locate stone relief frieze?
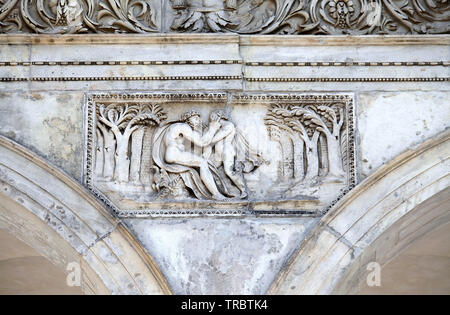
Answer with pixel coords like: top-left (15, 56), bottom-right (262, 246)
top-left (0, 0), bottom-right (159, 33)
top-left (0, 0), bottom-right (448, 34)
top-left (84, 92), bottom-right (355, 217)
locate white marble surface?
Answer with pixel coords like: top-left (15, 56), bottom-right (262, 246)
top-left (124, 217), bottom-right (319, 294)
top-left (357, 91), bottom-right (450, 180)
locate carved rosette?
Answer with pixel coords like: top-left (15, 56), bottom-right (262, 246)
top-left (0, 0), bottom-right (447, 34)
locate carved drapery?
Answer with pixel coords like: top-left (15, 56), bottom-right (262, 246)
top-left (1, 0), bottom-right (448, 34)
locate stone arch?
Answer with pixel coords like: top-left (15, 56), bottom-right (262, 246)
top-left (0, 136), bottom-right (171, 295)
top-left (268, 130), bottom-right (450, 294)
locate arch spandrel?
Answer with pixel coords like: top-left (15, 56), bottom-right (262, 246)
top-left (0, 135), bottom-right (172, 295)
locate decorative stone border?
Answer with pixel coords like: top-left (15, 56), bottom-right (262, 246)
top-left (0, 60), bottom-right (447, 67)
top-left (245, 61), bottom-right (450, 67)
top-left (246, 78), bottom-right (449, 82)
top-left (0, 60), bottom-right (243, 66)
top-left (0, 76), bottom-right (242, 82)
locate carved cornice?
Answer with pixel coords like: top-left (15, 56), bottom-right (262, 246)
top-left (0, 0), bottom-right (448, 35)
top-left (0, 75), bottom-right (242, 81)
top-left (1, 34), bottom-right (449, 46)
top-left (246, 77), bottom-right (449, 82)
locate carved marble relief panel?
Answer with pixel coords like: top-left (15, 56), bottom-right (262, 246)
top-left (84, 92), bottom-right (355, 217)
top-left (1, 0), bottom-right (448, 34)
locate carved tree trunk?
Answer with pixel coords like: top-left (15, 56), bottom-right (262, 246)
top-left (95, 129), bottom-right (104, 178)
top-left (326, 135), bottom-right (345, 178)
top-left (304, 132), bottom-right (320, 180)
top-left (129, 127), bottom-right (145, 184)
top-left (114, 133), bottom-right (131, 183)
top-left (280, 136), bottom-right (294, 179)
top-left (290, 134), bottom-right (304, 180)
top-left (319, 134), bottom-right (328, 176)
top-left (140, 127), bottom-right (155, 186)
top-left (322, 107), bottom-right (345, 178)
top-left (98, 123), bottom-right (116, 180)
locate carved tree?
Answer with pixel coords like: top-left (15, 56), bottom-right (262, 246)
top-left (265, 105), bottom-right (304, 180)
top-left (266, 125), bottom-right (285, 179)
top-left (129, 127), bottom-right (145, 184)
top-left (97, 103), bottom-right (166, 183)
top-left (285, 113), bottom-right (320, 180)
top-left (268, 105), bottom-right (320, 181)
top-left (291, 105), bottom-right (346, 178)
top-left (265, 102), bottom-right (348, 184)
top-left (140, 126), bottom-right (156, 185)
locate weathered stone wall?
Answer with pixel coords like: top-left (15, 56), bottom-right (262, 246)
top-left (0, 34), bottom-right (448, 294)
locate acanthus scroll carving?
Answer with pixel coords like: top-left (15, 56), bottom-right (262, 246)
top-left (1, 0), bottom-right (448, 34)
top-left (0, 0), bottom-right (159, 34)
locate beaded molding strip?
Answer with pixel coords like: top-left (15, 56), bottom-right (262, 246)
top-left (0, 60), bottom-right (243, 66)
top-left (1, 76), bottom-right (448, 82)
top-left (0, 60), bottom-right (448, 67)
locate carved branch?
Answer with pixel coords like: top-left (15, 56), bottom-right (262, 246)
top-left (97, 105), bottom-right (119, 133)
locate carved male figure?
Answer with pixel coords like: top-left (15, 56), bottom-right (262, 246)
top-left (153, 109), bottom-right (227, 200)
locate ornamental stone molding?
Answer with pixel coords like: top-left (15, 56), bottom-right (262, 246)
top-left (0, 0), bottom-right (448, 35)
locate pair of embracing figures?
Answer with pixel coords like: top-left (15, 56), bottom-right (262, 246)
top-left (152, 109), bottom-right (263, 201)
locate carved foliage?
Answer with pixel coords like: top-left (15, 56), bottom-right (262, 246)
top-left (0, 0), bottom-right (448, 34)
top-left (95, 102), bottom-right (167, 183)
top-left (264, 102), bottom-right (348, 188)
top-left (0, 0), bottom-right (159, 33)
